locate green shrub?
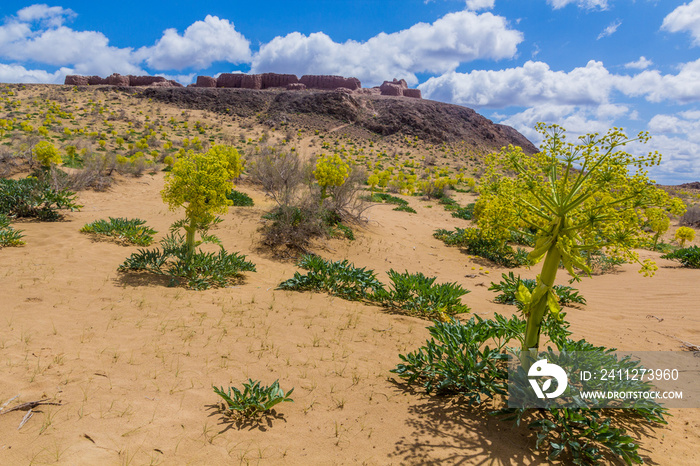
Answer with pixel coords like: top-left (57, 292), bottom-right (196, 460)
top-left (278, 255), bottom-right (470, 319)
top-left (213, 379), bottom-right (293, 418)
top-left (0, 214), bottom-right (24, 247)
top-left (380, 270), bottom-right (470, 317)
top-left (508, 229), bottom-right (536, 247)
top-left (438, 196), bottom-right (459, 211)
top-left (227, 189), bottom-right (254, 206)
top-left (0, 177), bottom-right (80, 221)
top-left (331, 223), bottom-right (355, 240)
top-left (451, 203), bottom-right (475, 220)
top-left (393, 315), bottom-right (667, 465)
top-left (433, 227), bottom-right (526, 267)
top-left (278, 255), bottom-right (384, 301)
top-left (81, 217), bottom-right (157, 246)
top-left (489, 272), bottom-right (586, 308)
top-left (118, 232), bottom-right (256, 290)
top-left (363, 192), bottom-right (408, 206)
top-left (393, 205), bottom-right (417, 214)
top-left (661, 246), bottom-right (700, 268)
top-left (580, 249), bottom-right (626, 274)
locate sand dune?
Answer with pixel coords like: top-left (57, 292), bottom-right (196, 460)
top-left (1, 172), bottom-right (698, 465)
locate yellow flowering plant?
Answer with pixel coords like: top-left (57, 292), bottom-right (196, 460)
top-left (162, 145), bottom-right (243, 257)
top-left (33, 141), bottom-right (62, 167)
top-left (476, 123), bottom-right (686, 351)
top-left (674, 226), bottom-right (695, 247)
top-left (313, 153), bottom-right (349, 206)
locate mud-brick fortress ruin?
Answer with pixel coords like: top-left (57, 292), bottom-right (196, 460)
top-left (64, 73), bottom-right (422, 99)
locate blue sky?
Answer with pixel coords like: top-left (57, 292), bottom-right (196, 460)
top-left (1, 1), bottom-right (700, 184)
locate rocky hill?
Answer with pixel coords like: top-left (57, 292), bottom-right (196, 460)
top-left (133, 86), bottom-right (537, 152)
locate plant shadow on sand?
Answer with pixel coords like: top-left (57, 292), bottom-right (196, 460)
top-left (388, 379), bottom-right (664, 465)
top-left (388, 379), bottom-right (547, 465)
top-left (205, 403), bottom-right (287, 433)
top-left (114, 271), bottom-right (175, 288)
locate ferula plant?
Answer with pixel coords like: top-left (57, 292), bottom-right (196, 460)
top-left (476, 123), bottom-right (685, 351)
top-left (161, 145), bottom-right (243, 257)
top-left (674, 226), bottom-right (695, 247)
top-left (313, 153), bottom-right (349, 206)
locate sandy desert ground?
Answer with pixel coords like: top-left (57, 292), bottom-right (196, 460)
top-left (1, 170), bottom-right (699, 465)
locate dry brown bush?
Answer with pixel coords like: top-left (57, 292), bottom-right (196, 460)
top-left (681, 206), bottom-right (700, 227)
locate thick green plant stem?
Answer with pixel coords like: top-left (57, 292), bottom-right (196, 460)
top-left (185, 218), bottom-right (197, 258)
top-left (319, 186), bottom-right (327, 207)
top-left (523, 245), bottom-right (561, 351)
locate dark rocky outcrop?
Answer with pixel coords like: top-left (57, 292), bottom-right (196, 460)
top-left (136, 86), bottom-right (536, 152)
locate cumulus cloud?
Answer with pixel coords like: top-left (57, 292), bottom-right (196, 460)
top-left (644, 134), bottom-right (700, 183)
top-left (137, 15), bottom-right (251, 70)
top-left (597, 20), bottom-right (621, 39)
top-left (420, 58), bottom-right (700, 109)
top-left (0, 6), bottom-right (251, 80)
top-left (2, 26), bottom-right (143, 76)
top-left (0, 63), bottom-right (71, 84)
top-left (649, 111), bottom-right (700, 143)
top-left (0, 5), bottom-right (145, 77)
top-left (547, 0), bottom-right (609, 10)
top-left (251, 10), bottom-right (523, 86)
top-left (16, 4), bottom-right (76, 27)
top-left (465, 0), bottom-right (495, 10)
top-left (624, 56), bottom-right (653, 70)
top-left (661, 0), bottom-right (700, 45)
top-left (498, 104), bottom-right (625, 144)
top-left (419, 60), bottom-right (615, 108)
top-left (620, 58), bottom-right (700, 103)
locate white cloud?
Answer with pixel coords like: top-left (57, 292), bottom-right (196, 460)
top-left (251, 10), bottom-right (523, 86)
top-left (2, 26), bottom-right (143, 76)
top-left (661, 0), bottom-right (700, 46)
top-left (597, 20), bottom-right (621, 39)
top-left (137, 15), bottom-right (251, 70)
top-left (419, 60), bottom-right (615, 108)
top-left (0, 5), bottom-right (145, 77)
top-left (649, 111), bottom-right (700, 143)
top-left (465, 0), bottom-right (495, 11)
top-left (644, 134), bottom-right (700, 183)
top-left (547, 0), bottom-right (609, 10)
top-left (0, 63), bottom-right (70, 84)
top-left (620, 59), bottom-right (700, 103)
top-left (16, 4), bottom-right (76, 27)
top-left (421, 58), bottom-right (700, 109)
top-left (624, 56), bottom-right (653, 70)
top-left (498, 104), bottom-right (624, 144)
top-left (496, 105), bottom-right (700, 184)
